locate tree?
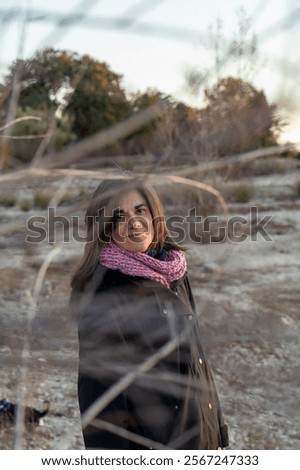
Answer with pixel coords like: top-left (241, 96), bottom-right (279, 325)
top-left (2, 49), bottom-right (283, 165)
top-left (66, 55), bottom-right (130, 138)
top-left (122, 89), bottom-right (173, 155)
top-left (4, 48), bottom-right (131, 142)
top-left (4, 49), bottom-right (76, 111)
top-left (119, 89), bottom-right (202, 161)
top-left (200, 77), bottom-right (282, 156)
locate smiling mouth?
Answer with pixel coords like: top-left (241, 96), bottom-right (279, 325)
top-left (128, 232), bottom-right (147, 239)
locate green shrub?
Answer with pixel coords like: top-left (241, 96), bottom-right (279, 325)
top-left (118, 157), bottom-right (134, 171)
top-left (19, 199), bottom-right (33, 211)
top-left (78, 186), bottom-right (88, 197)
top-left (233, 183), bottom-right (255, 203)
top-left (59, 192), bottom-right (76, 205)
top-left (33, 191), bottom-right (52, 209)
top-left (0, 194), bottom-right (17, 207)
top-left (295, 180), bottom-right (300, 198)
top-left (10, 108), bottom-right (49, 163)
top-left (10, 107), bottom-right (73, 162)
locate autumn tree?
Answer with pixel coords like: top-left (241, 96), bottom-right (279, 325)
top-left (125, 78), bottom-right (282, 163)
top-left (200, 77), bottom-right (282, 156)
top-left (122, 89), bottom-right (175, 155)
top-left (117, 88), bottom-right (202, 162)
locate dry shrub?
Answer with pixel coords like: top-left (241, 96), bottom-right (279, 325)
top-left (295, 180), bottom-right (300, 198)
top-left (0, 193), bottom-right (17, 207)
top-left (156, 182), bottom-right (221, 217)
top-left (154, 181), bottom-right (227, 245)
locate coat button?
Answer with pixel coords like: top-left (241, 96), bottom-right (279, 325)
top-left (175, 405), bottom-right (178, 409)
top-left (198, 358), bottom-right (203, 364)
top-left (208, 403), bottom-right (213, 409)
top-left (163, 309), bottom-right (168, 314)
top-left (188, 314), bottom-right (193, 320)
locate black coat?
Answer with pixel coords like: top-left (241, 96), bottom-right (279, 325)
top-left (73, 265), bottom-right (229, 450)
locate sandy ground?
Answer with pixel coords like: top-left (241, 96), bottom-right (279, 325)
top-left (0, 160), bottom-right (300, 450)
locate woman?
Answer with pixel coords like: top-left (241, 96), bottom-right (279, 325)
top-left (70, 178), bottom-right (229, 450)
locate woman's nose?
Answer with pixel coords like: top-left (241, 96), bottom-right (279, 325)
top-left (130, 218), bottom-right (142, 229)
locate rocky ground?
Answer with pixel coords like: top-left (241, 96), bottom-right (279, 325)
top-left (0, 157), bottom-right (300, 450)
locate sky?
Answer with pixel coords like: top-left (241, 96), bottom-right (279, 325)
top-left (0, 0), bottom-right (300, 144)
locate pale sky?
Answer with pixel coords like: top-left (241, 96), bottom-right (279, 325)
top-left (1, 0), bottom-right (300, 143)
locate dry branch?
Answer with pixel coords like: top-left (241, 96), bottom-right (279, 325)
top-left (171, 145), bottom-right (292, 177)
top-left (13, 247), bottom-right (61, 449)
top-left (36, 102), bottom-right (168, 168)
top-left (0, 116), bottom-right (42, 133)
top-left (0, 144), bottom-right (291, 185)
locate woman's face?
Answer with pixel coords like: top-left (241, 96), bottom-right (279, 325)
top-left (111, 190), bottom-right (154, 252)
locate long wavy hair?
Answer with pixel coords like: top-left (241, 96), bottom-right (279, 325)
top-left (70, 177), bottom-right (182, 292)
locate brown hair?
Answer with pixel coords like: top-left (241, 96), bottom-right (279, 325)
top-left (70, 177), bottom-right (181, 291)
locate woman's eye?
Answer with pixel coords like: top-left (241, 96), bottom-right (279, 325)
top-left (137, 208), bottom-right (146, 214)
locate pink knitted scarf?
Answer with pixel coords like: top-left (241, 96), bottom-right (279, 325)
top-left (99, 242), bottom-right (187, 288)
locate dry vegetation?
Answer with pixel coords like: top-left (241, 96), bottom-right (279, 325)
top-left (0, 155), bottom-right (300, 450)
top-left (1, 2), bottom-right (300, 452)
